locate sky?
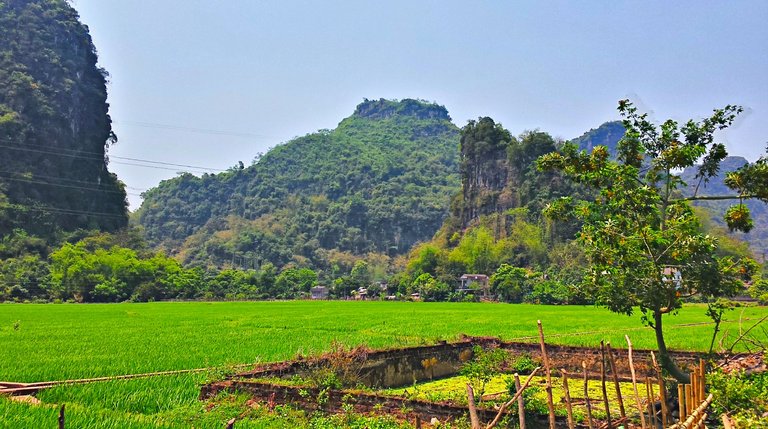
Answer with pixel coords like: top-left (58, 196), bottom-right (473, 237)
top-left (70, 1), bottom-right (768, 210)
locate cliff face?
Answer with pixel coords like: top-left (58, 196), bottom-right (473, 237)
top-left (457, 117), bottom-right (512, 227)
top-left (0, 0), bottom-right (128, 237)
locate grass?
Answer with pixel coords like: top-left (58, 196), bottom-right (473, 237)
top-left (1, 301), bottom-right (766, 428)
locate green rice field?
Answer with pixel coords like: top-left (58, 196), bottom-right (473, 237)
top-left (1, 301), bottom-right (766, 428)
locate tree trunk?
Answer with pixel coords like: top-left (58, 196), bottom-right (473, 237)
top-left (654, 310), bottom-right (690, 384)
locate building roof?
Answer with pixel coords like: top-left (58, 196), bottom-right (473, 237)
top-left (460, 274), bottom-right (489, 280)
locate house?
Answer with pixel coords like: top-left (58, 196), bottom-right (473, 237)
top-left (355, 287), bottom-right (368, 300)
top-left (458, 274), bottom-right (490, 299)
top-left (310, 286), bottom-right (329, 300)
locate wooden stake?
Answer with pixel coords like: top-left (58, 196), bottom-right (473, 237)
top-left (561, 369), bottom-right (575, 429)
top-left (467, 383), bottom-right (481, 429)
top-left (606, 343), bottom-right (626, 419)
top-left (651, 352), bottom-right (669, 427)
top-left (226, 418), bottom-right (235, 429)
top-left (58, 404), bottom-right (65, 429)
top-left (415, 416), bottom-right (422, 428)
top-left (625, 335), bottom-right (647, 429)
top-left (514, 373), bottom-right (526, 429)
top-left (600, 341), bottom-right (612, 429)
top-left (646, 377), bottom-right (657, 428)
top-left (485, 367), bottom-right (541, 429)
top-left (583, 361), bottom-right (595, 429)
top-left (466, 368), bottom-right (542, 429)
top-left (537, 320), bottom-right (556, 429)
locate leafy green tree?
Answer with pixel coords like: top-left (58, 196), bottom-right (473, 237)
top-left (537, 100), bottom-right (763, 382)
top-left (275, 267), bottom-right (318, 298)
top-left (490, 264), bottom-right (533, 303)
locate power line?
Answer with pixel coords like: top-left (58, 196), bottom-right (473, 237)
top-left (0, 140), bottom-right (228, 172)
top-left (111, 156), bottom-right (224, 172)
top-left (114, 120), bottom-right (279, 140)
top-left (0, 175), bottom-right (135, 195)
top-left (111, 161), bottom-right (216, 173)
top-left (0, 202), bottom-right (128, 219)
top-left (0, 169), bottom-right (146, 191)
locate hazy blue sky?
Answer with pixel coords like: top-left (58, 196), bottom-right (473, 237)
top-left (70, 1), bottom-right (768, 209)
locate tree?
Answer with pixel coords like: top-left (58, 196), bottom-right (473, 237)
top-left (537, 100), bottom-right (765, 382)
top-left (275, 267), bottom-right (318, 298)
top-left (490, 264), bottom-right (533, 303)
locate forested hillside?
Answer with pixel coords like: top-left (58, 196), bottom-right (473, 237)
top-left (680, 156), bottom-right (768, 257)
top-left (0, 0), bottom-right (128, 238)
top-left (136, 99), bottom-right (461, 272)
top-left (395, 116), bottom-right (764, 303)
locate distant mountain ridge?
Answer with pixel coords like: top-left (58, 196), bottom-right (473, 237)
top-left (136, 99), bottom-right (461, 270)
top-left (571, 123), bottom-right (766, 255)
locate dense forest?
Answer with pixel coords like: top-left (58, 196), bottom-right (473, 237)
top-left (392, 118), bottom-right (766, 304)
top-left (135, 98), bottom-right (461, 275)
top-left (0, 2), bottom-right (765, 304)
top-left (0, 0), bottom-right (128, 237)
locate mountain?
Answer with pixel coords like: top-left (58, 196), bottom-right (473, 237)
top-left (571, 121), bottom-right (625, 157)
top-left (135, 99), bottom-right (461, 271)
top-left (0, 0), bottom-right (128, 238)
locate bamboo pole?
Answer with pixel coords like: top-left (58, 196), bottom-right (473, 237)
top-left (691, 369), bottom-right (699, 405)
top-left (58, 404), bottom-right (65, 429)
top-left (583, 361), bottom-right (595, 429)
top-left (514, 373), bottom-right (526, 429)
top-left (651, 352), bottom-right (669, 427)
top-left (624, 335), bottom-right (647, 429)
top-left (686, 384), bottom-right (694, 421)
top-left (606, 343), bottom-right (626, 420)
top-left (678, 383), bottom-right (686, 421)
top-left (561, 369), bottom-right (575, 429)
top-left (699, 359), bottom-right (706, 404)
top-left (721, 413), bottom-right (734, 429)
top-left (537, 320), bottom-right (556, 429)
top-left (600, 341), bottom-right (612, 429)
top-left (675, 393), bottom-right (714, 429)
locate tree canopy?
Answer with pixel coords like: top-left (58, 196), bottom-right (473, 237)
top-left (136, 99), bottom-right (461, 276)
top-left (537, 100), bottom-right (765, 382)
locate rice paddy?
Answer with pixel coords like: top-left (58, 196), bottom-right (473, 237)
top-left (1, 301), bottom-right (766, 428)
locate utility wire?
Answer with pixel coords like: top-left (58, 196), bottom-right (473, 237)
top-left (0, 140), bottom-right (227, 172)
top-left (0, 169), bottom-right (146, 191)
top-left (114, 120), bottom-right (278, 140)
top-left (0, 176), bottom-right (139, 195)
top-left (0, 202), bottom-right (128, 218)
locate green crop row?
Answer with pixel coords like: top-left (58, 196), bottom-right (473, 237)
top-left (1, 301), bottom-right (766, 428)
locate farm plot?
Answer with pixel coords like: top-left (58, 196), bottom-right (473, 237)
top-left (1, 301), bottom-right (766, 428)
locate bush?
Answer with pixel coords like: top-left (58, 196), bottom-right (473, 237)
top-left (709, 370), bottom-right (768, 427)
